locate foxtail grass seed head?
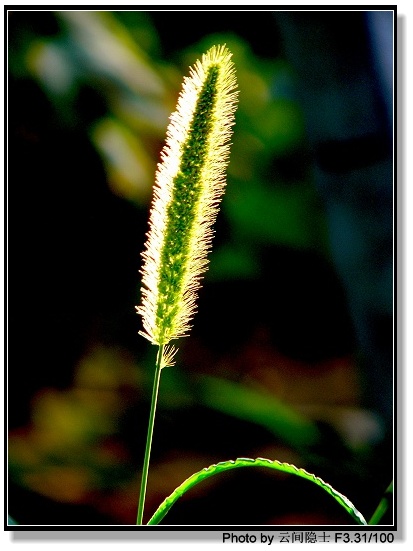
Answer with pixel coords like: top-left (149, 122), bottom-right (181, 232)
top-left (137, 45), bottom-right (238, 347)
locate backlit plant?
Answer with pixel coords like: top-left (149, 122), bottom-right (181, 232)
top-left (135, 44), bottom-right (391, 527)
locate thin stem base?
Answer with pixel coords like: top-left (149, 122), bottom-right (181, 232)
top-left (136, 344), bottom-right (164, 525)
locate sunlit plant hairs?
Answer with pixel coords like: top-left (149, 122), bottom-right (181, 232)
top-left (136, 45), bottom-right (238, 524)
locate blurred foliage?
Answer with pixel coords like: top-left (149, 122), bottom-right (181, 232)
top-left (8, 10), bottom-right (391, 526)
top-left (9, 10), bottom-right (329, 278)
top-left (11, 11), bottom-right (176, 204)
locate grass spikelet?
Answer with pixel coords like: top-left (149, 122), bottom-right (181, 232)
top-left (161, 345), bottom-right (178, 368)
top-left (137, 44), bottom-right (238, 347)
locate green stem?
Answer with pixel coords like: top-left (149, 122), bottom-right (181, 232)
top-left (368, 481), bottom-right (393, 525)
top-left (136, 344), bottom-right (164, 525)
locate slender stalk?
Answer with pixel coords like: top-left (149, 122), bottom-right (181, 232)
top-left (136, 344), bottom-right (164, 525)
top-left (368, 481), bottom-right (393, 525)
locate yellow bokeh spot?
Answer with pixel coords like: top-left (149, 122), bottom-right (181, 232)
top-left (92, 117), bottom-right (155, 203)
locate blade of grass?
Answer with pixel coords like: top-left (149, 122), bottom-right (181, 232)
top-left (147, 457), bottom-right (367, 525)
top-left (368, 481), bottom-right (393, 525)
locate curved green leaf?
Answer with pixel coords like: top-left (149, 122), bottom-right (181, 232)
top-left (147, 457), bottom-right (367, 525)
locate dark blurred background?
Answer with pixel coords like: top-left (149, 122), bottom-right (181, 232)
top-left (7, 9), bottom-right (394, 526)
